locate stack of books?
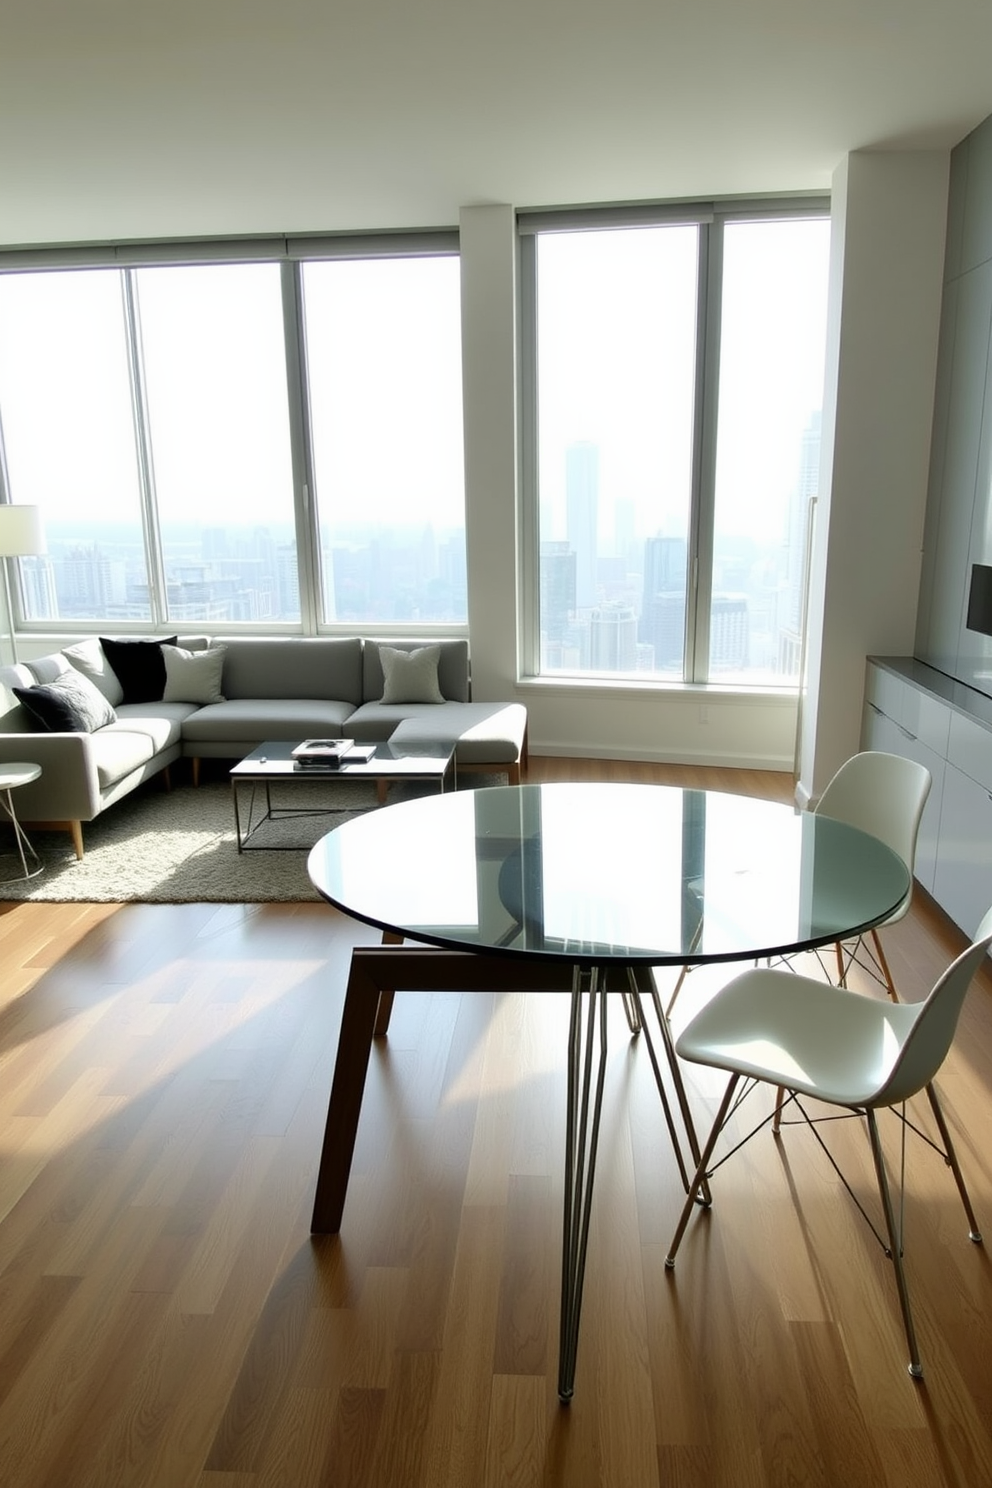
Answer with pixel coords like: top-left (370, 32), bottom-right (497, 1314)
top-left (291, 739), bottom-right (375, 770)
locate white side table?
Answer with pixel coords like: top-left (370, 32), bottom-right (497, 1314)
top-left (0, 762), bottom-right (44, 882)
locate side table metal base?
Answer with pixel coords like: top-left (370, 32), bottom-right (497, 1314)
top-left (0, 780), bottom-right (43, 883)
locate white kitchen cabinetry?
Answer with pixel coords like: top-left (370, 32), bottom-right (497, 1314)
top-left (862, 657), bottom-right (992, 934)
top-left (861, 662), bottom-right (948, 893)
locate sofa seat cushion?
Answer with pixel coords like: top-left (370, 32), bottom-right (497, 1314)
top-left (90, 729), bottom-right (158, 789)
top-left (105, 702), bottom-right (196, 753)
top-left (181, 698), bottom-right (356, 745)
top-left (355, 701), bottom-right (528, 763)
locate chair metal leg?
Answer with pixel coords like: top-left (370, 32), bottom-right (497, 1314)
top-left (558, 966), bottom-right (609, 1403)
top-left (665, 963), bottom-right (691, 1019)
top-left (834, 938), bottom-right (846, 986)
top-left (924, 1082), bottom-right (983, 1242)
top-left (865, 1109), bottom-right (924, 1379)
top-left (665, 1073), bottom-right (740, 1267)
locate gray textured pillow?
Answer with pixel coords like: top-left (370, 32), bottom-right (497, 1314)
top-left (380, 644), bottom-right (445, 704)
top-left (14, 669), bottom-right (117, 733)
top-left (161, 644), bottom-right (227, 705)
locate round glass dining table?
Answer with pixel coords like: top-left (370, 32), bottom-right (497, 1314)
top-left (306, 782), bottom-right (911, 1400)
top-left (307, 781), bottom-right (911, 966)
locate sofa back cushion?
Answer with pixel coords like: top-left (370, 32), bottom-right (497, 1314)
top-left (363, 638), bottom-right (470, 703)
top-left (219, 637), bottom-right (364, 704)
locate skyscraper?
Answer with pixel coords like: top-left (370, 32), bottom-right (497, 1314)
top-left (589, 601), bottom-right (637, 671)
top-left (566, 441), bottom-right (599, 610)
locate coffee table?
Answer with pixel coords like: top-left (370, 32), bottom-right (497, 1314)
top-left (306, 782), bottom-right (911, 1400)
top-left (229, 738), bottom-right (456, 852)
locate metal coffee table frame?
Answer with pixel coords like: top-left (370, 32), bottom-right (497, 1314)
top-left (230, 738), bottom-right (457, 852)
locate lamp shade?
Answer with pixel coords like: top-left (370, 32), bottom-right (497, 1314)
top-left (0, 504), bottom-right (46, 557)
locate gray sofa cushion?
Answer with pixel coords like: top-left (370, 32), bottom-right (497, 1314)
top-left (106, 702), bottom-right (195, 752)
top-left (91, 729), bottom-right (158, 789)
top-left (27, 651), bottom-right (73, 685)
top-left (362, 638), bottom-right (470, 704)
top-left (181, 697), bottom-right (357, 744)
top-left (219, 637), bottom-right (364, 704)
top-left (347, 699), bottom-right (527, 762)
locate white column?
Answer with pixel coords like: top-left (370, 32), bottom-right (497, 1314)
top-left (797, 150), bottom-right (949, 806)
top-left (459, 203), bottom-right (519, 699)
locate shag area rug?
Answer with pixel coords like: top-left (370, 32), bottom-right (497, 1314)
top-left (0, 774), bottom-right (502, 904)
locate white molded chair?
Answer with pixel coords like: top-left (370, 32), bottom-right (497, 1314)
top-left (809, 750), bottom-right (931, 998)
top-left (665, 906), bottom-right (992, 1379)
top-left (665, 751), bottom-right (930, 1019)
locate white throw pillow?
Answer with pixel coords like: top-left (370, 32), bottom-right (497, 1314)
top-left (380, 644), bottom-right (445, 704)
top-left (161, 644), bottom-right (227, 705)
top-left (63, 637), bottom-right (125, 706)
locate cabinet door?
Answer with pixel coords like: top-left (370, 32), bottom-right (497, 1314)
top-left (933, 762), bottom-right (992, 937)
top-left (860, 700), bottom-right (945, 893)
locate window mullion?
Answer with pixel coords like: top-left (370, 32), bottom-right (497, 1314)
top-left (122, 270), bottom-right (168, 627)
top-left (282, 262), bottom-right (321, 632)
top-left (686, 221), bottom-right (722, 684)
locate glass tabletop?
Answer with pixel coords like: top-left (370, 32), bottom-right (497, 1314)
top-left (306, 782), bottom-right (912, 966)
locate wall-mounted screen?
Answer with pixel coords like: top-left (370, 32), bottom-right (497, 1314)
top-left (966, 563), bottom-right (992, 637)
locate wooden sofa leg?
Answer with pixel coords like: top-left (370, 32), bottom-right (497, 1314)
top-left (70, 821), bottom-right (84, 860)
top-left (191, 758), bottom-right (200, 788)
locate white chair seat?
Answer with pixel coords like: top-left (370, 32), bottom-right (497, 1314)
top-left (676, 967), bottom-right (921, 1107)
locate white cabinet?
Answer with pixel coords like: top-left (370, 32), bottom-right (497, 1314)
top-left (862, 657), bottom-right (992, 932)
top-left (932, 763), bottom-right (992, 937)
top-left (861, 669), bottom-right (948, 894)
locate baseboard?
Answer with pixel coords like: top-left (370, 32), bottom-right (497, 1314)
top-left (527, 743), bottom-right (796, 772)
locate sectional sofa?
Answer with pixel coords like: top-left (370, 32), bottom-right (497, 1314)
top-left (0, 635), bottom-right (528, 858)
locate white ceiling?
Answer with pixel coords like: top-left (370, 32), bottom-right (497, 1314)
top-left (2, 0), bottom-right (992, 246)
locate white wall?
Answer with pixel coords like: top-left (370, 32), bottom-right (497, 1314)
top-left (797, 149), bottom-right (949, 804)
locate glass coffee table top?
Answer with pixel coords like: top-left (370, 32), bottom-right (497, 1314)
top-left (231, 737), bottom-right (455, 782)
top-left (307, 782), bottom-right (911, 966)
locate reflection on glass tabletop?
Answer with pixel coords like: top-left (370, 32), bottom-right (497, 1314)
top-left (307, 782), bottom-right (911, 966)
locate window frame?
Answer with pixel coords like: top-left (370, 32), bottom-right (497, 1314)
top-left (517, 196), bottom-right (830, 690)
top-left (0, 230), bottom-right (467, 641)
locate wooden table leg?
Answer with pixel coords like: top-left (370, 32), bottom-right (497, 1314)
top-left (310, 948), bottom-right (575, 1234)
top-left (309, 954), bottom-right (382, 1233)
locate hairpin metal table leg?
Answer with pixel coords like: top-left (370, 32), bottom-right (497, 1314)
top-left (557, 964), bottom-right (608, 1403)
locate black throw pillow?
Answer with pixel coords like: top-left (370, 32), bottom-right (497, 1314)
top-left (99, 636), bottom-right (178, 704)
top-left (14, 671), bottom-right (118, 733)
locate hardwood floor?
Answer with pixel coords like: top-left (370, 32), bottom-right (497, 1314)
top-left (0, 758), bottom-right (990, 1486)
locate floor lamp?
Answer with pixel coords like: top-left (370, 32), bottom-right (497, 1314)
top-left (0, 505), bottom-right (47, 666)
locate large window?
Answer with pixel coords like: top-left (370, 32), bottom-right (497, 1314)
top-left (0, 270), bottom-right (151, 621)
top-left (301, 256), bottom-right (466, 623)
top-left (523, 206), bottom-right (830, 687)
top-left (0, 240), bottom-right (465, 633)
